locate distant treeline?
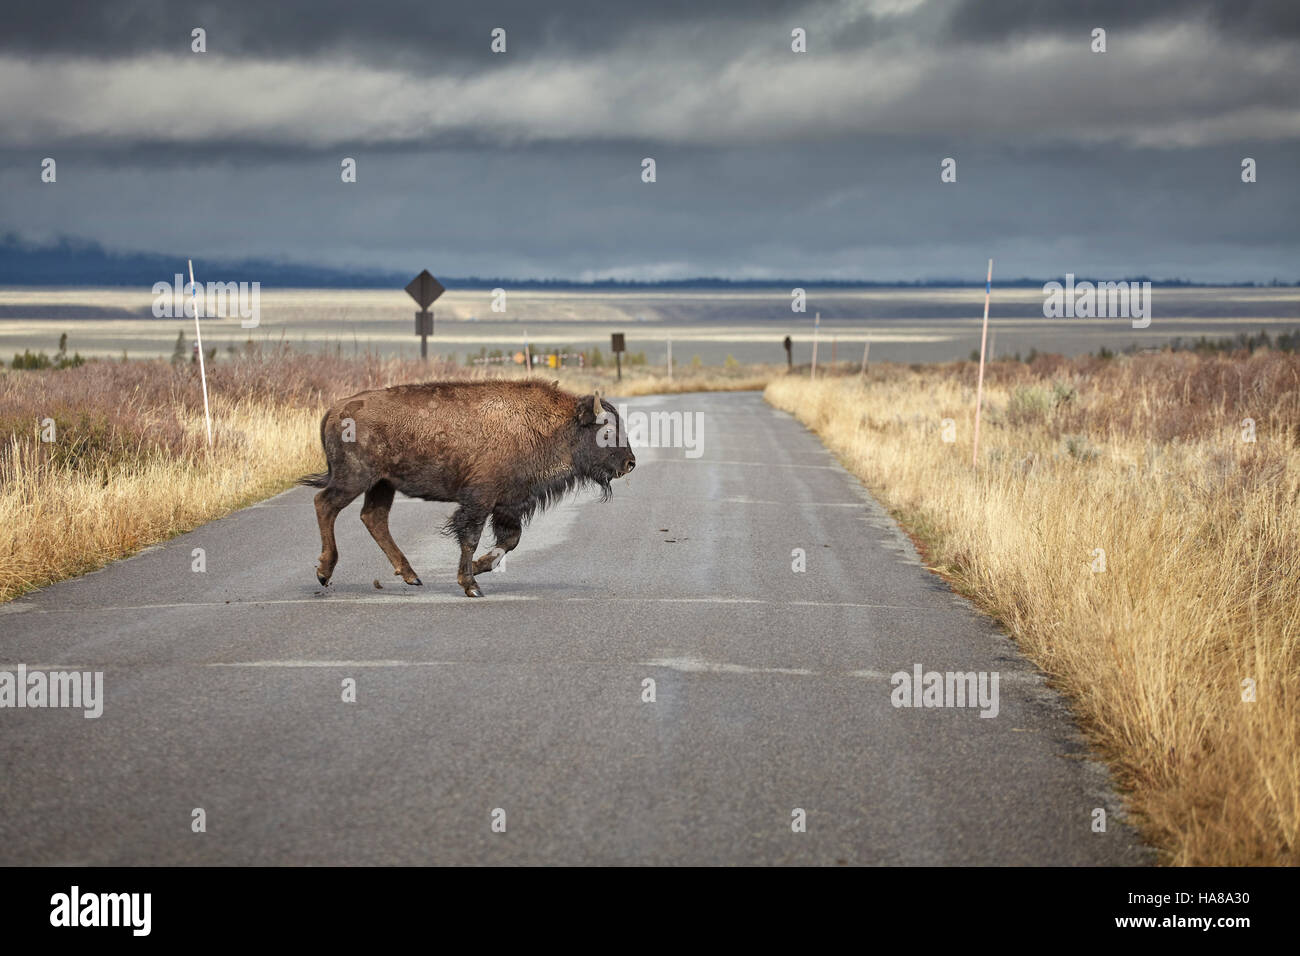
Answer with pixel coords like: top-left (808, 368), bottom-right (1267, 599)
top-left (2, 235), bottom-right (1296, 290)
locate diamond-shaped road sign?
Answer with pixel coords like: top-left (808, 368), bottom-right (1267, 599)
top-left (405, 270), bottom-right (446, 310)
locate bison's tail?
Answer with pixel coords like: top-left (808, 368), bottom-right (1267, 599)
top-left (299, 411), bottom-right (332, 487)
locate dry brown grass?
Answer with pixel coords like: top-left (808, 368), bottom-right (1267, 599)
top-left (548, 362), bottom-right (778, 395)
top-left (0, 353), bottom-right (772, 603)
top-left (766, 352), bottom-right (1300, 866)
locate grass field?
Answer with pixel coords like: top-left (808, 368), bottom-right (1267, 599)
top-left (0, 352), bottom-right (775, 604)
top-left (766, 352), bottom-right (1300, 865)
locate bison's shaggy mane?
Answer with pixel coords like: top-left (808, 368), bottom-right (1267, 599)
top-left (438, 467), bottom-right (613, 539)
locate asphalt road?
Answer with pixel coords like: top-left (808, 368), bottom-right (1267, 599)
top-left (0, 391), bottom-right (1146, 865)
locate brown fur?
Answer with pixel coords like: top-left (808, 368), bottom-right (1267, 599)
top-left (301, 379), bottom-right (634, 596)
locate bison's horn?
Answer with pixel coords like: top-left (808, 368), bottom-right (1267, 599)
top-left (592, 390), bottom-right (603, 415)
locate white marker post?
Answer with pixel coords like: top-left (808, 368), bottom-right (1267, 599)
top-left (523, 328), bottom-right (532, 371)
top-left (972, 259), bottom-right (993, 468)
top-left (188, 259), bottom-right (213, 447)
top-left (860, 337), bottom-right (871, 378)
top-left (667, 336), bottom-right (672, 381)
top-left (810, 311), bottom-right (820, 380)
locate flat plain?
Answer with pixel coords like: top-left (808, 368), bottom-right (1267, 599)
top-left (2, 286), bottom-right (1297, 366)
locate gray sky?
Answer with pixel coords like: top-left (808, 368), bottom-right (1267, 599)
top-left (1, 0), bottom-right (1297, 281)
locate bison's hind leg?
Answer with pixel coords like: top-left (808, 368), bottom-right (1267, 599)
top-left (360, 480), bottom-right (422, 585)
top-left (313, 484), bottom-right (363, 585)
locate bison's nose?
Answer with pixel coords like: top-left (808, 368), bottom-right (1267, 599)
top-left (622, 458), bottom-right (636, 475)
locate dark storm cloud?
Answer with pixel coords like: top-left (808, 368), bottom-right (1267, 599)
top-left (10, 0), bottom-right (1297, 64)
top-left (3, 135), bottom-right (1295, 282)
top-left (0, 0), bottom-right (829, 65)
top-left (4, 15), bottom-right (1296, 151)
top-left (945, 0), bottom-right (1300, 40)
top-left (0, 0), bottom-right (1296, 280)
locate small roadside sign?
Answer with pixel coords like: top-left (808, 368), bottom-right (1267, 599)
top-left (405, 270), bottom-right (446, 360)
top-left (610, 333), bottom-right (626, 382)
top-left (405, 270), bottom-right (445, 310)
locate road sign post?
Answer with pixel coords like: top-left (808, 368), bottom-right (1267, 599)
top-left (811, 312), bottom-right (820, 380)
top-left (404, 270), bottom-right (446, 361)
top-left (611, 333), bottom-right (625, 382)
top-left (973, 259), bottom-right (994, 468)
top-left (187, 259), bottom-right (213, 447)
top-left (783, 335), bottom-right (792, 370)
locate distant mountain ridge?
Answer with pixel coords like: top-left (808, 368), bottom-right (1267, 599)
top-left (0, 235), bottom-right (1293, 289)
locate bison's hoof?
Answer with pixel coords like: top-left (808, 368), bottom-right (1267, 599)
top-left (409, 577), bottom-right (423, 586)
top-left (465, 585), bottom-right (483, 598)
top-left (475, 548), bottom-right (506, 574)
top-left (316, 572), bottom-right (331, 586)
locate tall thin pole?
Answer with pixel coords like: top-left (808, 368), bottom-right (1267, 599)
top-left (972, 259), bottom-right (993, 468)
top-left (810, 311), bottom-right (820, 380)
top-left (524, 328), bottom-right (532, 371)
top-left (860, 338), bottom-right (870, 378)
top-left (188, 259), bottom-right (213, 447)
top-left (667, 336), bottom-right (672, 381)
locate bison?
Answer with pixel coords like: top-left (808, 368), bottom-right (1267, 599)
top-left (300, 380), bottom-right (635, 597)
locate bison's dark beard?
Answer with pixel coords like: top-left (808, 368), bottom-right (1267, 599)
top-left (574, 466), bottom-right (616, 505)
top-left (492, 466), bottom-right (615, 528)
top-left (581, 454), bottom-right (625, 503)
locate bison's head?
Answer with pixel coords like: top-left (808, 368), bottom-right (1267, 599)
top-left (575, 390), bottom-right (635, 494)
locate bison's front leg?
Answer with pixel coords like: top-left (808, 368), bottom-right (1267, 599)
top-left (448, 501), bottom-right (491, 597)
top-left (473, 506), bottom-right (523, 575)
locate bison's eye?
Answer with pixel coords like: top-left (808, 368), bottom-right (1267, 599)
top-left (596, 423), bottom-right (619, 447)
